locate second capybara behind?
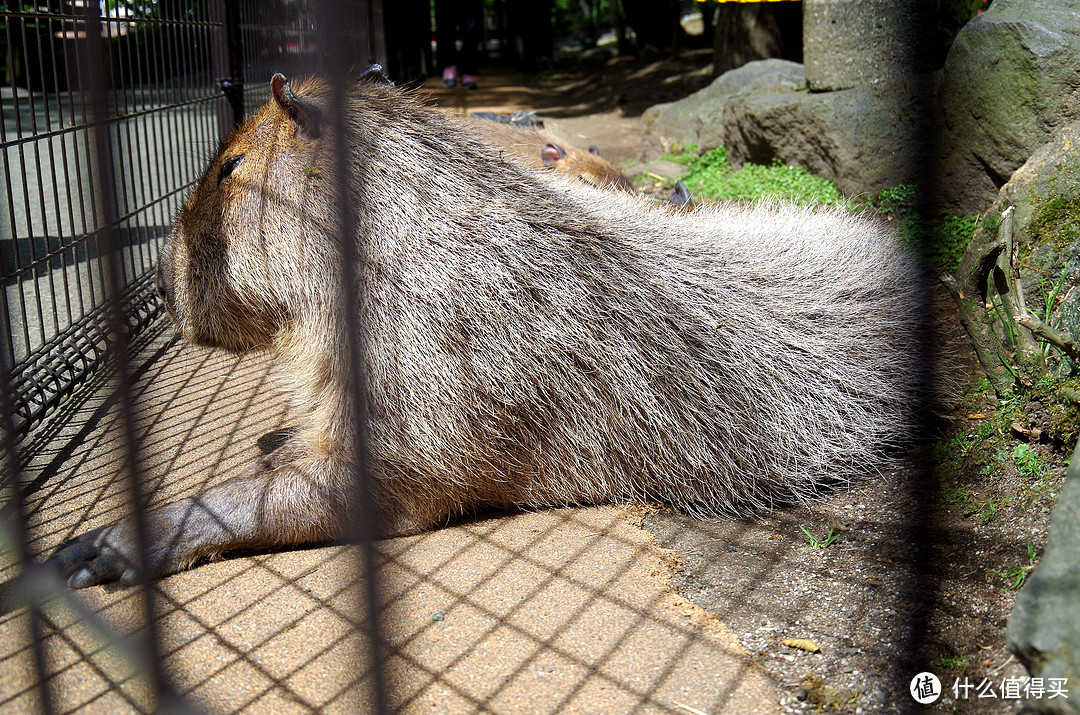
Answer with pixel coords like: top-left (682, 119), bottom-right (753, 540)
top-left (52, 68), bottom-right (925, 587)
top-left (463, 117), bottom-right (634, 192)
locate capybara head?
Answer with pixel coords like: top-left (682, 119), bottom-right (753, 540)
top-left (157, 74), bottom-right (361, 353)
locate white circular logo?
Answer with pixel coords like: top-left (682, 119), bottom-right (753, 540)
top-left (910, 672), bottom-right (942, 704)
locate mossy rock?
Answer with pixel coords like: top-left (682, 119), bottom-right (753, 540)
top-left (1007, 440), bottom-right (1080, 713)
top-left (972, 122), bottom-right (1080, 377)
top-left (932, 0), bottom-right (1080, 214)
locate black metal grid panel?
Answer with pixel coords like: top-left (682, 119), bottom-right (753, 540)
top-left (1, 1), bottom-right (221, 439)
top-left (2, 3), bottom-right (389, 712)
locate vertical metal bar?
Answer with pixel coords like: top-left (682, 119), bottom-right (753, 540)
top-left (0, 11), bottom-right (22, 365)
top-left (35, 13), bottom-right (72, 339)
top-left (317, 1), bottom-right (388, 711)
top-left (78, 11), bottom-right (112, 342)
top-left (141, 9), bottom-right (169, 263)
top-left (122, 7), bottom-right (151, 278)
top-left (81, 2), bottom-right (167, 707)
top-left (0, 161), bottom-right (55, 715)
top-left (12, 13), bottom-right (44, 361)
top-left (907, 2), bottom-right (936, 687)
top-left (63, 12), bottom-right (101, 322)
top-left (49, 14), bottom-right (86, 333)
top-left (162, 0), bottom-right (192, 198)
top-left (223, 0), bottom-right (245, 127)
top-left (110, 3), bottom-right (139, 286)
top-left (112, 5), bottom-right (136, 282)
top-left (366, 0), bottom-right (378, 64)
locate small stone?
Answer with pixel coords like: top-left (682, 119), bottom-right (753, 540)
top-left (432, 612), bottom-right (444, 621)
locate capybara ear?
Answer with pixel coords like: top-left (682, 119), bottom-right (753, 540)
top-left (668, 181), bottom-right (694, 210)
top-left (271, 73), bottom-right (322, 138)
top-left (541, 143), bottom-right (565, 167)
top-left (357, 63), bottom-right (394, 87)
top-left (588, 145), bottom-right (600, 156)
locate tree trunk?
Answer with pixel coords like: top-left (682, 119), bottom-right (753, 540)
top-left (609, 0), bottom-right (630, 56)
top-left (712, 4), bottom-right (802, 77)
top-left (621, 0), bottom-right (678, 52)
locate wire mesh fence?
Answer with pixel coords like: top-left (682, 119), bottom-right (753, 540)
top-left (1, 2), bottom-right (389, 712)
top-left (1, 0), bottom-right (223, 439)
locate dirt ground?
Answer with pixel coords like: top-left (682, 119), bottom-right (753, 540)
top-left (431, 50), bottom-right (1068, 713)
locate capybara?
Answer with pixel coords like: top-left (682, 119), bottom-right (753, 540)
top-left (52, 68), bottom-right (924, 586)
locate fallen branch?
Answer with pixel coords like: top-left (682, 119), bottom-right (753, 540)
top-left (943, 206), bottom-right (1024, 395)
top-left (1017, 313), bottom-right (1080, 364)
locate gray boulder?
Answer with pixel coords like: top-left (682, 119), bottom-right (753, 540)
top-left (640, 59), bottom-right (805, 158)
top-left (1006, 437), bottom-right (1080, 713)
top-left (932, 0), bottom-right (1080, 213)
top-left (640, 58), bottom-right (930, 197)
top-left (722, 74), bottom-right (931, 196)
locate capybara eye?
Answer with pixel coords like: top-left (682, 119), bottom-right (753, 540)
top-left (217, 154), bottom-right (244, 186)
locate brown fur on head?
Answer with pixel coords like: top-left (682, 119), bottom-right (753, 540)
top-left (157, 75), bottom-right (341, 354)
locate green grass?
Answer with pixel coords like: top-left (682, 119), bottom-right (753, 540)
top-left (680, 148), bottom-right (849, 207)
top-left (987, 543), bottom-right (1039, 590)
top-left (799, 526), bottom-right (839, 550)
top-left (657, 144), bottom-right (700, 164)
top-left (906, 213), bottom-right (980, 273)
top-left (867, 184), bottom-right (917, 216)
top-left (939, 655), bottom-right (970, 669)
top-left (1012, 444), bottom-right (1048, 479)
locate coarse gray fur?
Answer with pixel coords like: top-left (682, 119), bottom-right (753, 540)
top-left (50, 72), bottom-right (925, 586)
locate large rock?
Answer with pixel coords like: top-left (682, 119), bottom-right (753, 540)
top-left (640, 59), bottom-right (931, 196)
top-left (640, 59), bottom-right (806, 158)
top-left (1006, 438), bottom-right (1080, 713)
top-left (722, 73), bottom-right (931, 196)
top-left (932, 0), bottom-right (1080, 213)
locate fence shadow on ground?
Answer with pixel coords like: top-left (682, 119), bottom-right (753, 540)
top-left (2, 321), bottom-right (785, 714)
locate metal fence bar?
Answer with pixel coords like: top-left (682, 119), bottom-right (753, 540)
top-left (318, 2), bottom-right (389, 712)
top-left (1, 0), bottom-right (239, 708)
top-left (220, 0), bottom-right (245, 129)
top-left (81, 4), bottom-right (166, 708)
top-left (0, 313), bottom-right (55, 715)
top-left (2, 2), bottom-right (392, 709)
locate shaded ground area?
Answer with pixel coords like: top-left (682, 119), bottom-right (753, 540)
top-left (635, 286), bottom-right (1064, 714)
top-left (529, 48), bottom-right (717, 120)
